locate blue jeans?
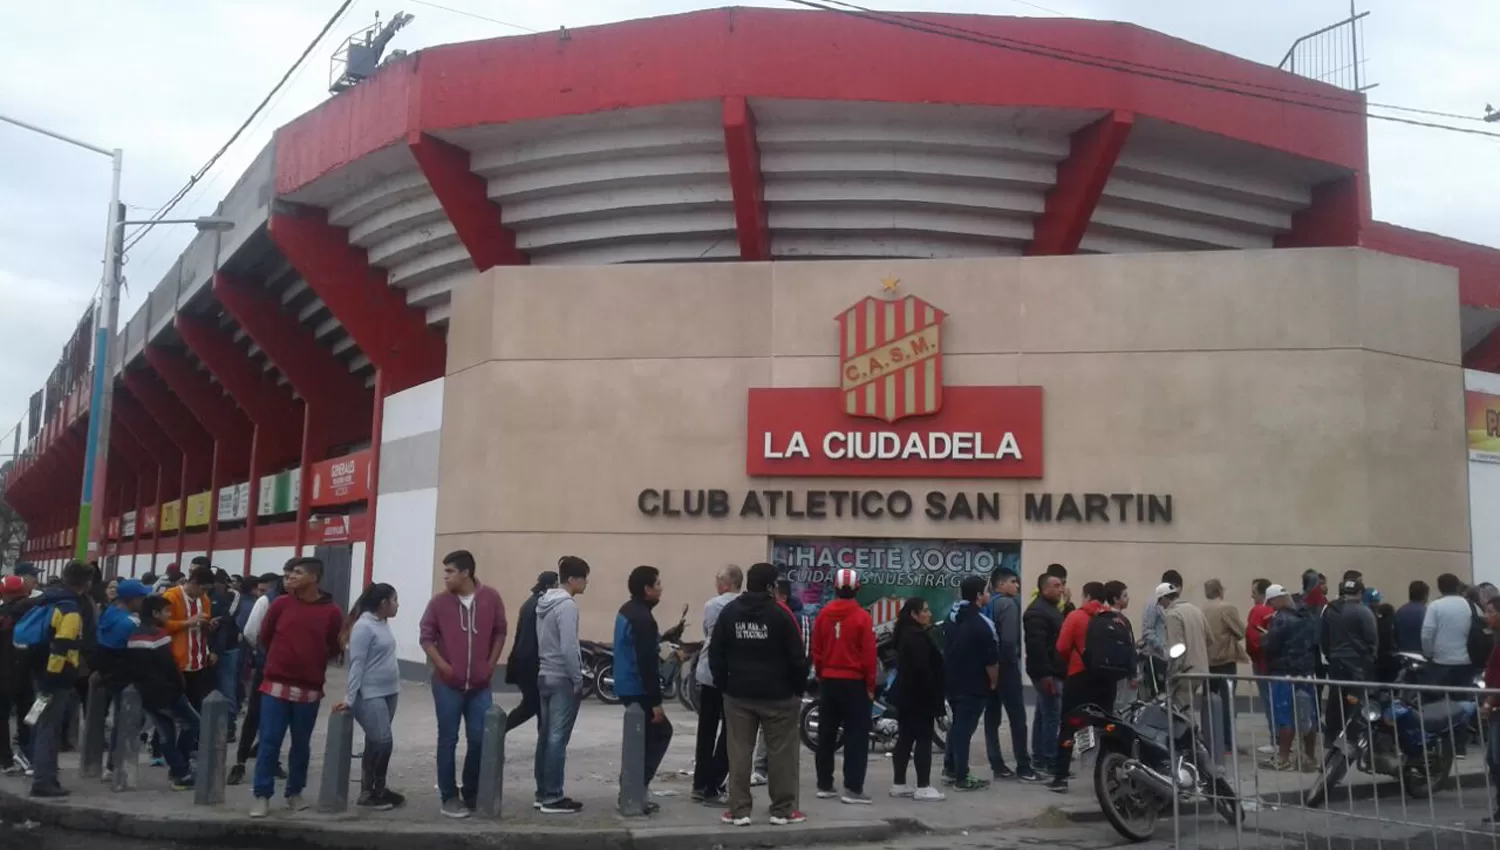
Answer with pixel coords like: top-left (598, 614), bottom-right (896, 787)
top-left (1030, 678), bottom-right (1062, 768)
top-left (432, 679), bottom-right (491, 804)
top-left (253, 694), bottom-right (320, 800)
top-left (215, 649), bottom-right (241, 717)
top-left (985, 664), bottom-right (1031, 773)
top-left (147, 695), bottom-right (200, 780)
top-left (535, 675), bottom-right (582, 804)
top-left (944, 693), bottom-right (985, 781)
top-left (1257, 679), bottom-right (1275, 740)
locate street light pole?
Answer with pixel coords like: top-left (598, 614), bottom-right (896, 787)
top-left (0, 112), bottom-right (121, 564)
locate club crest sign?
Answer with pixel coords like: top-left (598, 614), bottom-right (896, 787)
top-left (838, 291), bottom-right (946, 423)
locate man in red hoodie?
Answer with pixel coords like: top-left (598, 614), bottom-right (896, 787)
top-left (810, 569), bottom-right (878, 805)
top-left (1245, 578), bottom-right (1276, 750)
top-left (249, 557), bottom-right (344, 819)
top-left (1046, 581), bottom-right (1112, 793)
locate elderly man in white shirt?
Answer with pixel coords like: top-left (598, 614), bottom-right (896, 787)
top-left (692, 564), bottom-right (743, 805)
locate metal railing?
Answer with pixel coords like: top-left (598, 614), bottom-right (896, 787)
top-left (1276, 9), bottom-right (1375, 92)
top-left (1158, 667), bottom-right (1498, 849)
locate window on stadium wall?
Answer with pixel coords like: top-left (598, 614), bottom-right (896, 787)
top-left (770, 537), bottom-right (1020, 630)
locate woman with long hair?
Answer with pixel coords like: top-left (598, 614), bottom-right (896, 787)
top-left (334, 583), bottom-right (403, 810)
top-left (890, 596), bottom-right (946, 802)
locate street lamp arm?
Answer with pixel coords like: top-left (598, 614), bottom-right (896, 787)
top-left (0, 113), bottom-right (113, 158)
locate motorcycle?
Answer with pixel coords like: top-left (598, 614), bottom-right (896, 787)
top-left (1304, 652), bottom-right (1475, 807)
top-left (596, 606), bottom-right (690, 705)
top-left (1070, 643), bottom-right (1243, 842)
top-left (578, 639), bottom-right (611, 700)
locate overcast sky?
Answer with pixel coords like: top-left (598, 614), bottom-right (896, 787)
top-left (2, 0), bottom-right (1496, 439)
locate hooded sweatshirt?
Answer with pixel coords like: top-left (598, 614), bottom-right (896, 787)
top-left (536, 588), bottom-right (583, 688)
top-left (1057, 600), bottom-right (1106, 677)
top-left (709, 591), bottom-right (807, 701)
top-left (418, 582), bottom-right (507, 691)
top-left (127, 620), bottom-right (184, 711)
top-left (811, 597), bottom-right (878, 691)
top-left (346, 611), bottom-right (401, 706)
top-left (504, 589), bottom-right (546, 686)
top-left (258, 590), bottom-right (343, 700)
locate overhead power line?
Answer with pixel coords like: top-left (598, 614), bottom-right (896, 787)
top-left (785, 0), bottom-right (1500, 140)
top-left (123, 0), bottom-right (361, 254)
top-left (407, 0), bottom-right (537, 32)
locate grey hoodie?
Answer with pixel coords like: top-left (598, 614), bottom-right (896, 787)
top-left (536, 588), bottom-right (582, 687)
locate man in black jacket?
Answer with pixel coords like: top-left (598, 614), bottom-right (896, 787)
top-left (984, 568), bottom-right (1038, 781)
top-left (709, 562), bottom-right (807, 827)
top-left (613, 566), bottom-right (672, 815)
top-left (1320, 578), bottom-right (1378, 745)
top-left (944, 576), bottom-right (999, 791)
top-left (1023, 573), bottom-right (1067, 777)
top-left (505, 571), bottom-right (557, 733)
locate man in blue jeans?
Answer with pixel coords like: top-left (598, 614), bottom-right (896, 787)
top-left (1023, 573), bottom-right (1067, 776)
top-left (534, 555), bottom-right (591, 814)
top-left (942, 576), bottom-right (998, 791)
top-left (985, 568), bottom-right (1040, 781)
top-left (419, 550), bottom-right (508, 819)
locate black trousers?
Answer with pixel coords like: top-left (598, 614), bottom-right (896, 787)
top-left (184, 666), bottom-right (216, 713)
top-left (815, 678), bottom-right (872, 794)
top-left (0, 691), bottom-right (15, 767)
top-left (1055, 672), bottom-right (1116, 781)
top-left (893, 710), bottom-right (935, 788)
top-left (693, 684), bottom-right (729, 795)
top-left (621, 697), bottom-right (673, 791)
top-left (235, 665), bottom-right (264, 766)
top-left (1208, 662), bottom-right (1238, 752)
top-left (505, 680), bottom-right (540, 733)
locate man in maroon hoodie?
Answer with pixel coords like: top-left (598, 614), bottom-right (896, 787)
top-left (249, 557), bottom-right (343, 819)
top-left (810, 568), bottom-right (878, 804)
top-left (419, 549), bottom-right (507, 819)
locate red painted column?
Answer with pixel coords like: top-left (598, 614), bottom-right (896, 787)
top-left (722, 96), bottom-right (770, 261)
top-left (408, 132), bottom-right (528, 270)
top-left (1274, 174), bottom-right (1366, 249)
top-left (1027, 110), bottom-right (1135, 256)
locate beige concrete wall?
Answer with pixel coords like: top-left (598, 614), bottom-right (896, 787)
top-left (436, 249), bottom-right (1468, 638)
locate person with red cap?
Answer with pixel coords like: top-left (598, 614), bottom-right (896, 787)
top-left (810, 568), bottom-right (878, 805)
top-left (0, 575), bottom-right (34, 775)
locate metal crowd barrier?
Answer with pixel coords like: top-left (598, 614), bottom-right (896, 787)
top-left (1158, 668), bottom-right (1500, 850)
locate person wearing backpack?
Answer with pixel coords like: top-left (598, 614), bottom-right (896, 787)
top-left (21, 561), bottom-right (95, 798)
top-left (1045, 581), bottom-right (1116, 793)
top-left (983, 568), bottom-right (1038, 781)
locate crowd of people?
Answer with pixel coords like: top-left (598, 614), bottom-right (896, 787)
top-left (1, 552), bottom-right (1496, 826)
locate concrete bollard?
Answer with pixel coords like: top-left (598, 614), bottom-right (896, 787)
top-left (474, 703), bottom-right (508, 818)
top-left (111, 687), bottom-right (143, 791)
top-left (618, 702), bottom-right (647, 817)
top-left (317, 707), bottom-right (355, 814)
top-left (195, 692), bottom-right (231, 806)
top-left (81, 677), bottom-right (109, 778)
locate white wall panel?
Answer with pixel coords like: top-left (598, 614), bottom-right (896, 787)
top-left (372, 488), bottom-right (440, 664)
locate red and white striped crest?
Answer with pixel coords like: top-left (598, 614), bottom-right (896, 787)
top-left (867, 596), bottom-right (902, 627)
top-left (834, 568), bottom-right (860, 590)
top-left (837, 294), bottom-right (946, 423)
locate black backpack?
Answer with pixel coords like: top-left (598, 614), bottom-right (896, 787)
top-left (1469, 603), bottom-right (1494, 667)
top-left (1083, 610), bottom-right (1136, 681)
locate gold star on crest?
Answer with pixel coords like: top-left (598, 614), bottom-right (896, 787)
top-left (880, 276), bottom-right (901, 293)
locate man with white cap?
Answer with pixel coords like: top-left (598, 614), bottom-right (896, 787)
top-left (1260, 583), bottom-right (1319, 771)
top-left (810, 568), bottom-right (878, 805)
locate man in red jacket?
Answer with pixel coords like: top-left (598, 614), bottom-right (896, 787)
top-left (810, 569), bottom-right (878, 804)
top-left (249, 557), bottom-right (344, 819)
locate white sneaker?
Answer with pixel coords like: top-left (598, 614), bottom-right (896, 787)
top-left (889, 784), bottom-right (914, 798)
top-left (750, 772), bottom-right (767, 787)
top-left (1257, 744), bottom-right (1276, 756)
top-left (100, 768), bottom-right (114, 783)
top-left (815, 788), bottom-right (839, 799)
top-left (913, 786), bottom-right (946, 802)
top-left (249, 797), bottom-right (270, 819)
top-left (286, 795), bottom-right (310, 812)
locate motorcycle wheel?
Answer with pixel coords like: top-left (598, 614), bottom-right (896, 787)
top-left (580, 656), bottom-right (599, 700)
top-left (679, 665), bottom-right (701, 714)
top-left (1402, 737), bottom-right (1454, 799)
top-left (1303, 749), bottom-right (1350, 809)
top-left (1094, 749), bottom-right (1159, 843)
top-left (662, 664), bottom-right (680, 701)
top-left (800, 700), bottom-right (843, 753)
top-left (595, 659), bottom-right (623, 705)
top-left (1210, 775), bottom-right (1243, 827)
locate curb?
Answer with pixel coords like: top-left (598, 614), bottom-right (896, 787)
top-left (0, 786), bottom-right (927, 850)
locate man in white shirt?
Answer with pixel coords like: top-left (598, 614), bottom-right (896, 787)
top-left (1421, 572), bottom-right (1476, 689)
top-left (692, 565), bottom-right (743, 804)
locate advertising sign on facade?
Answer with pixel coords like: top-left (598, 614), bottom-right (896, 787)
top-left (141, 505), bottom-right (158, 533)
top-left (771, 536), bottom-right (1021, 628)
top-left (746, 285), bottom-right (1043, 478)
top-left (309, 450), bottom-right (371, 507)
top-left (107, 517), bottom-right (120, 539)
top-left (235, 482), bottom-right (251, 519)
top-left (185, 492), bottom-right (213, 528)
top-left (122, 511), bottom-right (136, 538)
top-left (258, 469), bottom-right (303, 516)
top-left (1468, 390), bottom-right (1500, 464)
top-left (159, 500), bottom-right (181, 533)
top-left (308, 514), bottom-right (352, 544)
top-left (217, 486), bottom-right (238, 522)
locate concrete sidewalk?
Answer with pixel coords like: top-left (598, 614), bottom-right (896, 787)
top-left (0, 669), bottom-right (1484, 849)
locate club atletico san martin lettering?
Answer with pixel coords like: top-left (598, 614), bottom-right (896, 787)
top-left (746, 280), bottom-right (1043, 479)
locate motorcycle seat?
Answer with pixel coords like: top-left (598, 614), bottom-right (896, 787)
top-left (1415, 700), bottom-right (1466, 733)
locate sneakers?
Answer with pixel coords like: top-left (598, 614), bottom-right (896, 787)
top-left (914, 786), bottom-right (946, 802)
top-left (101, 768), bottom-right (114, 783)
top-left (357, 791), bottom-right (395, 811)
top-left (1044, 778), bottom-right (1068, 794)
top-left (1016, 768), bottom-right (1044, 782)
top-left (0, 763), bottom-right (24, 777)
top-left (750, 771), bottom-right (768, 787)
top-left (953, 775), bottom-right (990, 791)
top-left (29, 784), bottom-right (68, 799)
top-left (381, 789), bottom-right (407, 809)
top-left (642, 801), bottom-right (661, 816)
top-left (1256, 743), bottom-right (1277, 756)
top-left (721, 811), bottom-right (752, 826)
top-left (249, 797), bottom-right (271, 819)
top-left (286, 795), bottom-right (310, 812)
top-left (170, 774), bottom-right (196, 791)
top-left (1260, 757), bottom-right (1296, 772)
top-left (12, 752), bottom-right (30, 772)
top-left (993, 765), bottom-right (1016, 780)
top-left (539, 798), bottom-right (583, 814)
top-left (441, 797), bottom-right (472, 819)
top-left (889, 784), bottom-right (914, 798)
top-left (940, 772), bottom-right (957, 785)
top-left (769, 810), bottom-right (806, 825)
top-left (840, 791), bottom-right (872, 805)
top-left (700, 792), bottom-right (726, 806)
top-left (690, 788), bottom-right (705, 803)
top-left (815, 787), bottom-right (839, 799)
top-left (226, 764), bottom-right (245, 786)
top-left (149, 757), bottom-right (166, 768)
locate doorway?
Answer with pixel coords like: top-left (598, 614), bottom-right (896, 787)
top-left (314, 543), bottom-right (355, 614)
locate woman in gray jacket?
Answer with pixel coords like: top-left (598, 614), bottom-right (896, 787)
top-left (336, 583), bottom-right (402, 810)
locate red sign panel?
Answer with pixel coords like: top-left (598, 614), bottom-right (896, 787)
top-left (309, 450), bottom-right (372, 507)
top-left (141, 505), bottom-right (158, 533)
top-left (307, 514), bottom-right (352, 544)
top-left (837, 295), bottom-right (946, 423)
top-left (106, 518), bottom-right (120, 539)
top-left (746, 386), bottom-right (1044, 479)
